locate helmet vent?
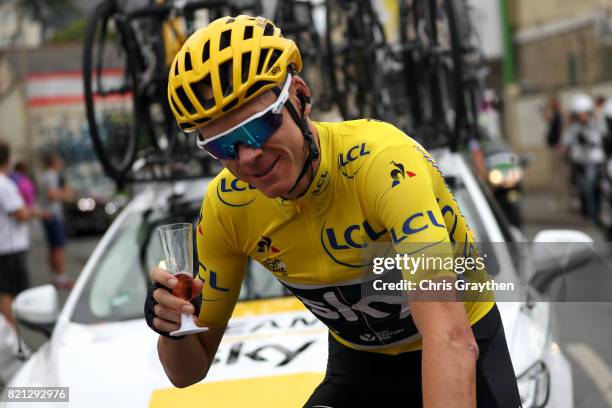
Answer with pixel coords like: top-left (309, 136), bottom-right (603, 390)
top-left (263, 22), bottom-right (274, 36)
top-left (170, 95), bottom-right (181, 115)
top-left (225, 17), bottom-right (235, 24)
top-left (266, 49), bottom-right (282, 72)
top-left (244, 26), bottom-right (253, 40)
top-left (222, 98), bottom-right (239, 112)
top-left (220, 29), bottom-right (232, 51)
top-left (180, 121), bottom-right (195, 130)
top-left (173, 60), bottom-right (179, 75)
top-left (257, 48), bottom-right (270, 74)
top-left (192, 75), bottom-right (215, 110)
top-left (245, 80), bottom-right (274, 98)
top-left (184, 51), bottom-right (193, 71)
top-left (202, 40), bottom-right (210, 62)
top-left (219, 60), bottom-right (233, 97)
top-left (241, 51), bottom-right (251, 83)
top-left (194, 117), bottom-right (211, 124)
top-left (176, 86), bottom-right (196, 115)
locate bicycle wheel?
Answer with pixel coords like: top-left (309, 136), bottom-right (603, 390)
top-left (83, 0), bottom-right (139, 180)
top-left (325, 0), bottom-right (390, 120)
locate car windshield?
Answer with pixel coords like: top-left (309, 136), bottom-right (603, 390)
top-left (71, 177), bottom-right (510, 325)
top-left (72, 196), bottom-right (290, 324)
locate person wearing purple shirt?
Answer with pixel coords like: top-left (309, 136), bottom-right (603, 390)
top-left (9, 162), bottom-right (36, 208)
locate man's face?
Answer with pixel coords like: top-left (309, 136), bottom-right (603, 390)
top-left (200, 87), bottom-right (306, 198)
top-left (578, 112), bottom-right (591, 124)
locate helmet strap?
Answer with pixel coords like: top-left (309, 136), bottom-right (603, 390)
top-left (271, 84), bottom-right (319, 197)
top-left (284, 99), bottom-right (319, 196)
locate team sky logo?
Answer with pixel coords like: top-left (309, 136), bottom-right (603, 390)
top-left (320, 219), bottom-right (387, 267)
top-left (312, 170), bottom-right (330, 196)
top-left (338, 143), bottom-right (370, 179)
top-left (216, 176), bottom-right (257, 207)
top-left (390, 161), bottom-right (416, 188)
top-left (257, 236), bottom-right (288, 275)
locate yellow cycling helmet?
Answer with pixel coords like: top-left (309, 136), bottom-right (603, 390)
top-left (167, 15), bottom-right (302, 132)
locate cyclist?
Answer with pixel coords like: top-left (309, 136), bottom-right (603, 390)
top-left (145, 15), bottom-right (521, 407)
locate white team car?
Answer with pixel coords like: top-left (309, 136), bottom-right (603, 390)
top-left (2, 148), bottom-right (592, 408)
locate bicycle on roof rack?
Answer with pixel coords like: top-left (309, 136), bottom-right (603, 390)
top-left (273, 0), bottom-right (335, 115)
top-left (324, 0), bottom-right (396, 121)
top-left (397, 0), bottom-right (467, 149)
top-left (82, 0), bottom-right (261, 186)
top-left (323, 0), bottom-right (482, 150)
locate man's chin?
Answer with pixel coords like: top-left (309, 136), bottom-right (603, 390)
top-left (253, 180), bottom-right (291, 199)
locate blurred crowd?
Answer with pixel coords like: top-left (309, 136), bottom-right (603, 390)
top-left (0, 141), bottom-right (74, 331)
top-left (544, 93), bottom-right (612, 227)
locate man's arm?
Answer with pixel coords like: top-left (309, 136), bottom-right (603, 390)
top-left (152, 186), bottom-right (247, 388)
top-left (410, 293), bottom-right (479, 408)
top-left (12, 206), bottom-right (48, 222)
top-left (150, 268), bottom-right (227, 388)
top-left (357, 140), bottom-right (480, 407)
top-left (158, 328), bottom-right (225, 388)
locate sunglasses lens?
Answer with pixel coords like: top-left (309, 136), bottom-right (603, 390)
top-left (202, 111), bottom-right (283, 160)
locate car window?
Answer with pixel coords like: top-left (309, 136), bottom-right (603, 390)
top-left (72, 201), bottom-right (288, 324)
top-left (448, 179), bottom-right (502, 277)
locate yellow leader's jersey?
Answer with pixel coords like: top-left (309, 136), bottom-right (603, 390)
top-left (195, 119), bottom-right (494, 355)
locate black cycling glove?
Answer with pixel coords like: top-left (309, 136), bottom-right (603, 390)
top-left (144, 281), bottom-right (202, 340)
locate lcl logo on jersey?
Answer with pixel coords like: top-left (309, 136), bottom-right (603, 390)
top-left (312, 170), bottom-right (330, 195)
top-left (390, 161), bottom-right (416, 188)
top-left (389, 210), bottom-right (446, 244)
top-left (257, 236), bottom-right (288, 275)
top-left (216, 177), bottom-right (257, 207)
top-left (338, 143), bottom-right (370, 178)
top-left (320, 220), bottom-right (386, 267)
top-left (198, 262), bottom-right (230, 292)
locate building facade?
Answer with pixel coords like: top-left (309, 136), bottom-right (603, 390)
top-left (507, 0), bottom-right (612, 189)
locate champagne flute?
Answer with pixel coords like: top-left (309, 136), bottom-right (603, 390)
top-left (158, 223), bottom-right (208, 336)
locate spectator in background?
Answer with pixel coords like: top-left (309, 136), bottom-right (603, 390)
top-left (9, 162), bottom-right (36, 208)
top-left (544, 94), bottom-right (566, 206)
top-left (40, 153), bottom-right (74, 290)
top-left (562, 94), bottom-right (605, 223)
top-left (603, 100), bottom-right (612, 154)
top-left (595, 95), bottom-right (607, 129)
top-left (545, 95), bottom-right (563, 149)
top-left (0, 141), bottom-right (45, 327)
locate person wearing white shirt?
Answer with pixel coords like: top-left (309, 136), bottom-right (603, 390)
top-left (0, 141), bottom-right (45, 327)
top-left (562, 94), bottom-right (605, 222)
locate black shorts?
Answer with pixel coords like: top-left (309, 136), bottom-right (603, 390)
top-left (304, 305), bottom-right (521, 408)
top-left (0, 251), bottom-right (30, 296)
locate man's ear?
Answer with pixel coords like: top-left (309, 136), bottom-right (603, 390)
top-left (290, 75), bottom-right (312, 117)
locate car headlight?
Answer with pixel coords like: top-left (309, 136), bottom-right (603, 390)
top-left (489, 167), bottom-right (523, 189)
top-left (489, 169), bottom-right (504, 186)
top-left (517, 360), bottom-right (550, 408)
top-left (77, 198), bottom-right (96, 212)
top-left (104, 202), bottom-right (118, 215)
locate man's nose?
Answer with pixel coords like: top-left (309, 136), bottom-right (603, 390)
top-left (236, 143), bottom-right (263, 164)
